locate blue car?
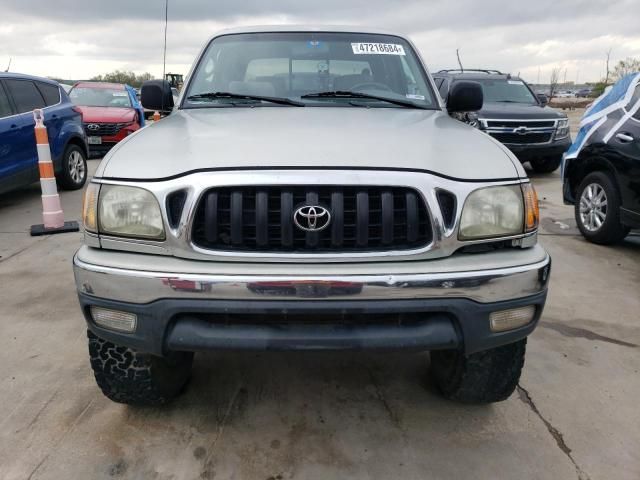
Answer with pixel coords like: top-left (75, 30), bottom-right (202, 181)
top-left (0, 73), bottom-right (88, 195)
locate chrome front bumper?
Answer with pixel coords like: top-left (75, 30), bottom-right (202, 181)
top-left (74, 245), bottom-right (550, 305)
top-left (73, 245), bottom-right (550, 355)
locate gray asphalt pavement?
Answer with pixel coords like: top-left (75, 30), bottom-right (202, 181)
top-left (0, 150), bottom-right (638, 479)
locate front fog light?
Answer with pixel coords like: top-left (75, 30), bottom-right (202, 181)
top-left (489, 305), bottom-right (536, 332)
top-left (91, 306), bottom-right (137, 333)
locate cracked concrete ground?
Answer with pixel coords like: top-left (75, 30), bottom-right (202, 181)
top-left (0, 143), bottom-right (639, 479)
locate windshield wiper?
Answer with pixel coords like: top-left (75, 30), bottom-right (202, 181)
top-left (186, 91), bottom-right (305, 107)
top-left (301, 91), bottom-right (428, 109)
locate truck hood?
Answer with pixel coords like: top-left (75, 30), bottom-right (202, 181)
top-left (479, 102), bottom-right (566, 120)
top-left (77, 106), bottom-right (136, 123)
top-left (99, 108), bottom-right (523, 180)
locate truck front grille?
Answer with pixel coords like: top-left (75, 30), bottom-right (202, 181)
top-left (485, 120), bottom-right (555, 128)
top-left (482, 119), bottom-right (557, 145)
top-left (191, 186), bottom-right (432, 252)
top-left (490, 132), bottom-right (552, 144)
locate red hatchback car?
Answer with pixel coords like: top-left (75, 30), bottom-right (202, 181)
top-left (68, 82), bottom-right (143, 157)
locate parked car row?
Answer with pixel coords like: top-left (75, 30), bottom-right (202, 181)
top-left (547, 89), bottom-right (594, 98)
top-left (0, 74), bottom-right (150, 194)
top-left (0, 73), bottom-right (88, 194)
top-left (1, 64), bottom-right (636, 252)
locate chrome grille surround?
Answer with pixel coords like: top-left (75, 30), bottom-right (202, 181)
top-left (83, 122), bottom-right (129, 136)
top-left (479, 118), bottom-right (559, 145)
top-left (90, 169), bottom-right (536, 263)
top-left (191, 185), bottom-right (433, 252)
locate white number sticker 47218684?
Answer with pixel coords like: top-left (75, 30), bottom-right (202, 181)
top-left (351, 43), bottom-right (406, 55)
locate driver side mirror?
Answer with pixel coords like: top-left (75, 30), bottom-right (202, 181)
top-left (141, 80), bottom-right (174, 113)
top-left (537, 93), bottom-right (549, 107)
top-left (447, 81), bottom-right (483, 112)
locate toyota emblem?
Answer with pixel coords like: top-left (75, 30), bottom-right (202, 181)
top-left (293, 205), bottom-right (331, 232)
top-left (87, 124), bottom-right (100, 131)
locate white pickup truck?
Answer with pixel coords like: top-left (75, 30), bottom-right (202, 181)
top-left (74, 26), bottom-right (550, 406)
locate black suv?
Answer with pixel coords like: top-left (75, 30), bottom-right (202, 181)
top-left (433, 70), bottom-right (571, 173)
top-left (562, 79), bottom-right (640, 244)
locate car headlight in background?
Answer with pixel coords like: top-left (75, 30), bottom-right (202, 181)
top-left (451, 111), bottom-right (480, 128)
top-left (98, 185), bottom-right (165, 239)
top-left (465, 112), bottom-right (480, 128)
top-left (555, 118), bottom-right (570, 139)
top-left (459, 183), bottom-right (539, 240)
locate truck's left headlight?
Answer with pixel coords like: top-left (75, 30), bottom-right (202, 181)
top-left (555, 118), bottom-right (570, 139)
top-left (98, 185), bottom-right (165, 239)
top-left (459, 185), bottom-right (524, 240)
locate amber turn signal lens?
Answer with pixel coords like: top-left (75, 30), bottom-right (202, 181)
top-left (82, 183), bottom-right (100, 233)
top-left (521, 183), bottom-right (539, 232)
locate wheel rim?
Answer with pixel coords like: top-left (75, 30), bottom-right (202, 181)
top-left (579, 182), bottom-right (607, 232)
top-left (68, 150), bottom-right (85, 184)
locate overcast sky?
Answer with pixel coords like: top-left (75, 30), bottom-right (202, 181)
top-left (2, 0), bottom-right (639, 84)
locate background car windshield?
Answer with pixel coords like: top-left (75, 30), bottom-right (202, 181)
top-left (69, 87), bottom-right (132, 107)
top-left (471, 79), bottom-right (537, 104)
top-left (185, 32), bottom-right (436, 107)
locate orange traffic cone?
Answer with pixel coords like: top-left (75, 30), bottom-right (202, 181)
top-left (30, 109), bottom-right (79, 236)
top-left (153, 111), bottom-right (161, 122)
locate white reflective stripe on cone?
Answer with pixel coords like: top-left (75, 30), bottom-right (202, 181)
top-left (36, 144), bottom-right (53, 163)
top-left (40, 178), bottom-right (59, 196)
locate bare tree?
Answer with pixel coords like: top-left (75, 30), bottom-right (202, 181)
top-left (604, 48), bottom-right (612, 85)
top-left (612, 57), bottom-right (640, 81)
top-left (549, 67), bottom-right (561, 99)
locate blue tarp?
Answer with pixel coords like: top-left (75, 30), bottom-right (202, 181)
top-left (564, 72), bottom-right (640, 162)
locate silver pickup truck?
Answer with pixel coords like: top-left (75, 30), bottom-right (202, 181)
top-left (74, 26), bottom-right (550, 406)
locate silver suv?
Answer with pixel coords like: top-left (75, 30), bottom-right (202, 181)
top-left (74, 26), bottom-right (550, 406)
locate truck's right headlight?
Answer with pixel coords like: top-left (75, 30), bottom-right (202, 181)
top-left (98, 185), bottom-right (165, 240)
top-left (459, 185), bottom-right (524, 240)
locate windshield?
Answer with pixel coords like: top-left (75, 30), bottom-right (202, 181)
top-left (69, 87), bottom-right (132, 108)
top-left (470, 78), bottom-right (537, 104)
top-left (184, 32), bottom-right (437, 108)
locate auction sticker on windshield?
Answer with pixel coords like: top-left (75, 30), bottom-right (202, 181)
top-left (351, 43), bottom-right (405, 55)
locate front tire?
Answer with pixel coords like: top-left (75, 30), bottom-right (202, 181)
top-left (575, 171), bottom-right (629, 244)
top-left (430, 339), bottom-right (526, 403)
top-left (87, 331), bottom-right (193, 406)
top-left (530, 157), bottom-right (561, 174)
top-left (58, 144), bottom-right (87, 190)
